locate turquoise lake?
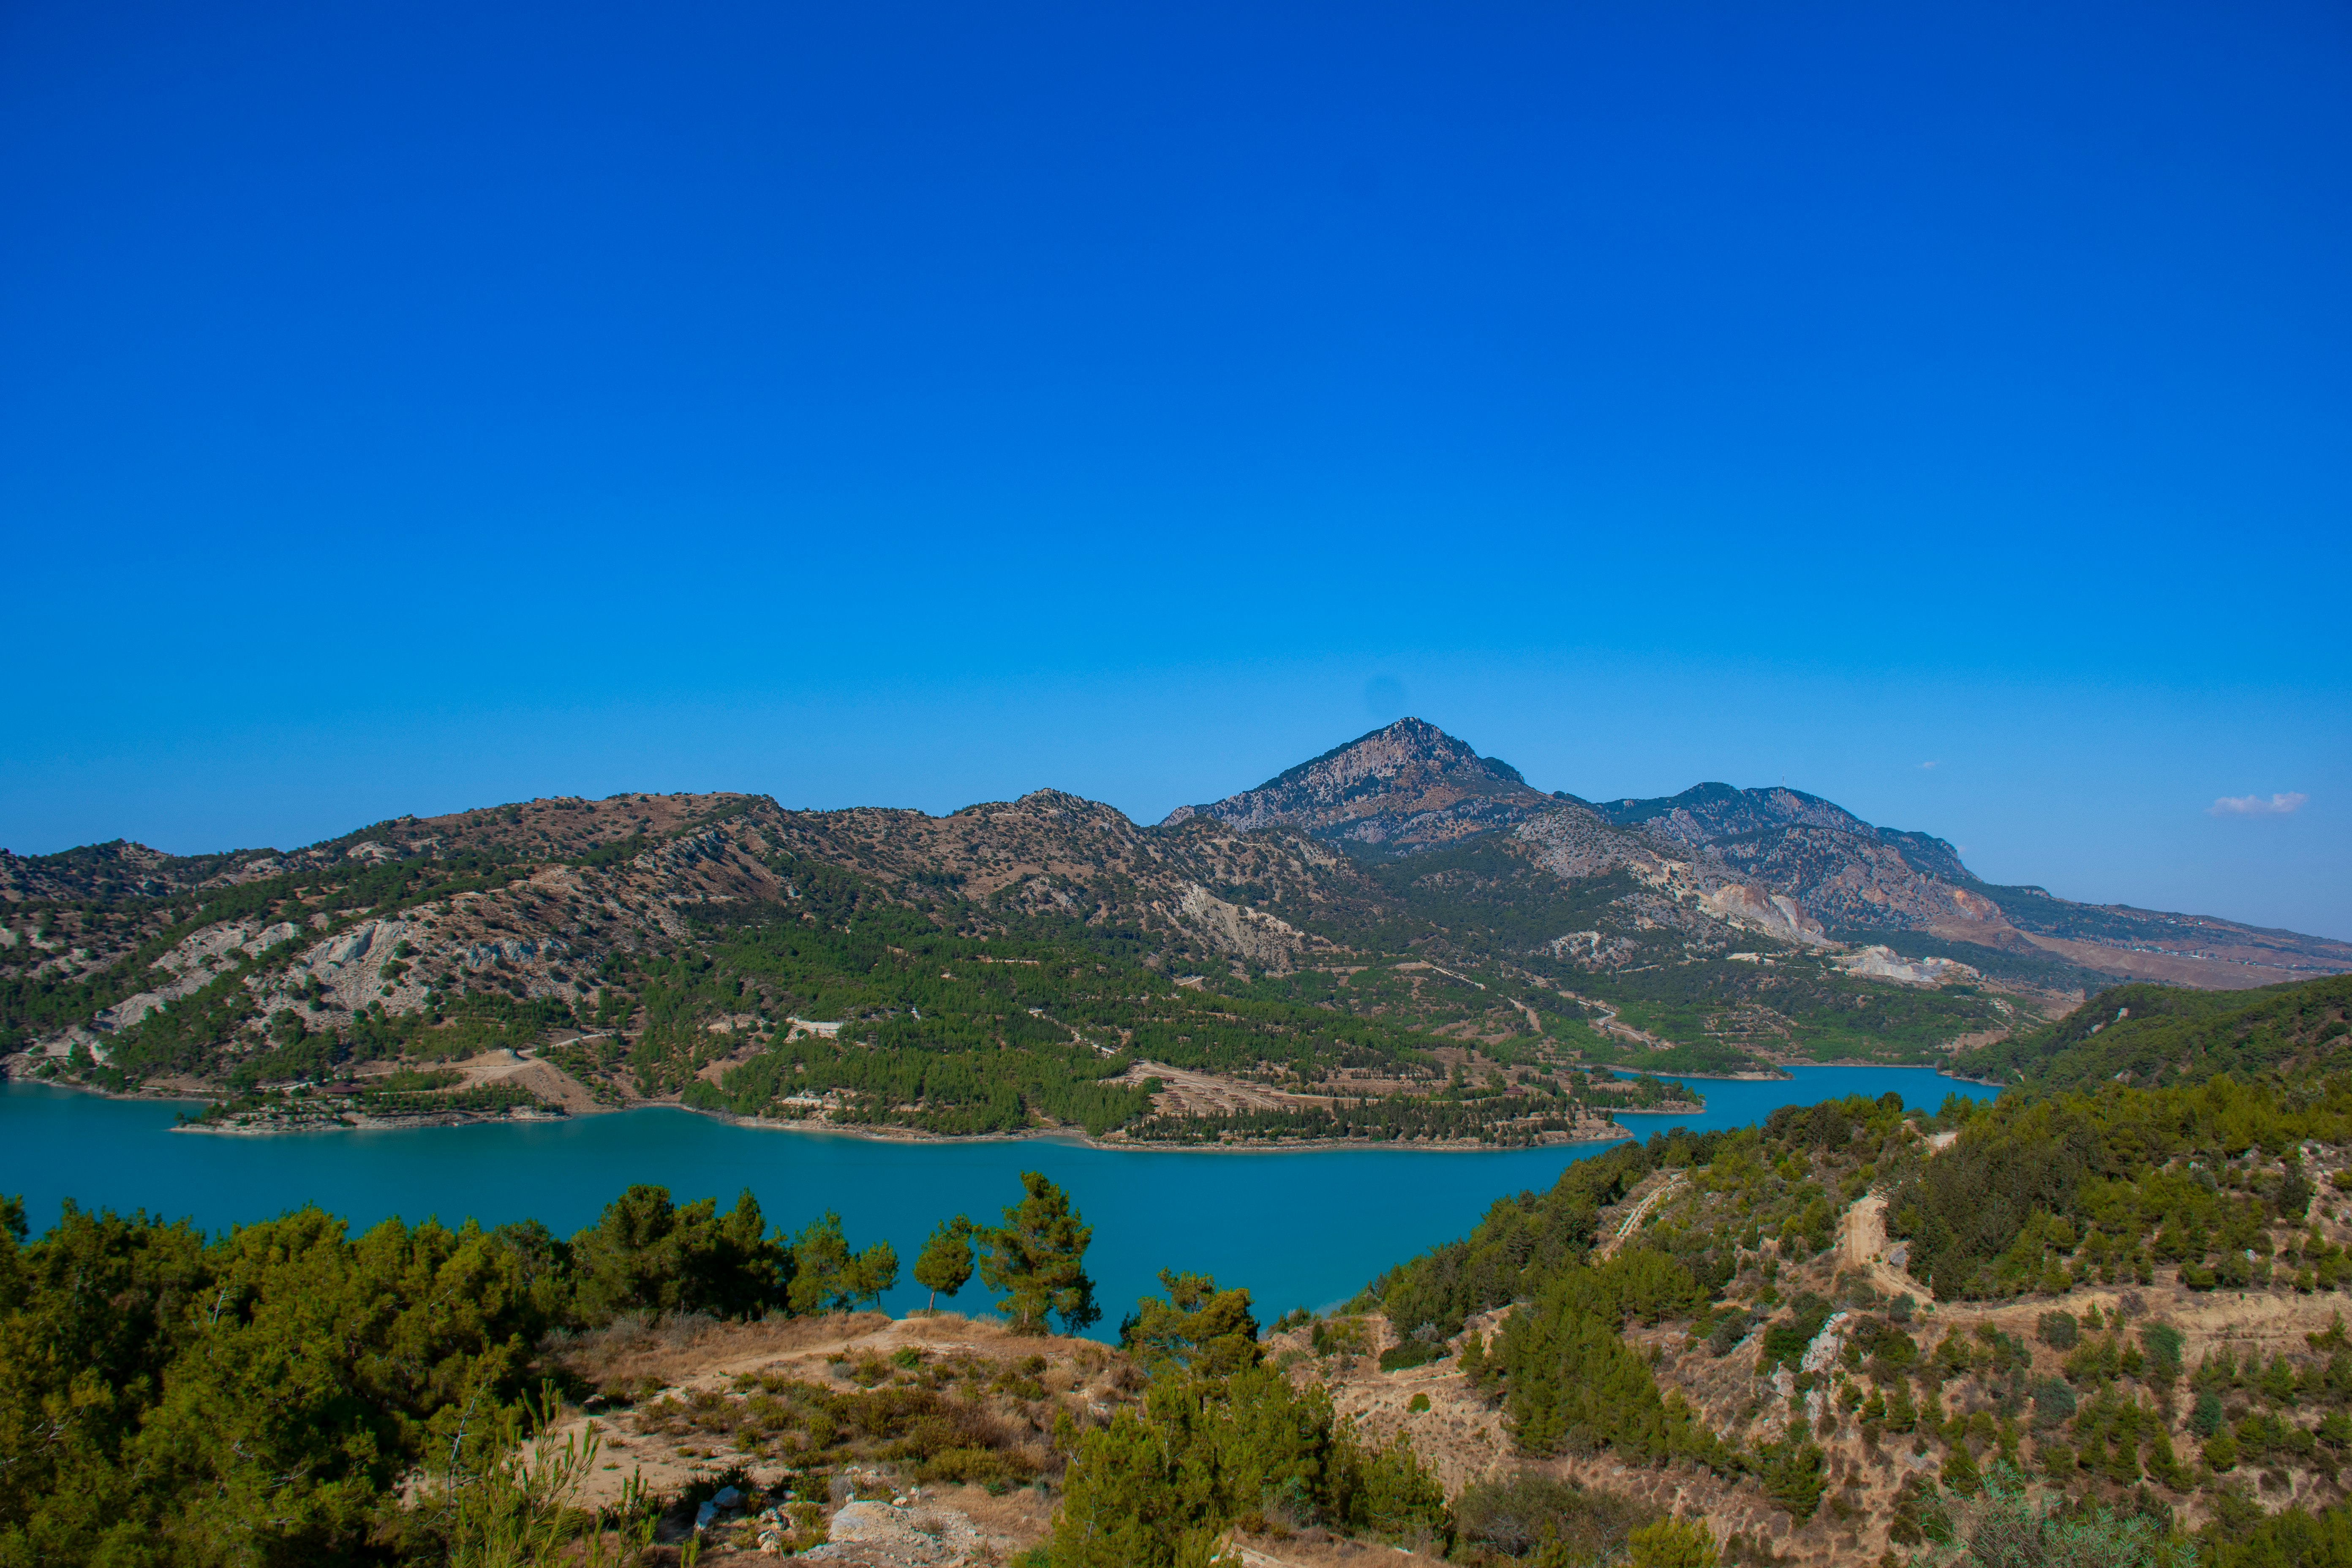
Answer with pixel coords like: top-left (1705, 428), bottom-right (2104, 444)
top-left (0, 1067), bottom-right (1994, 1332)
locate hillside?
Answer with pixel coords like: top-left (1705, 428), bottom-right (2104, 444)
top-left (4, 720), bottom-right (2345, 1135)
top-left (1949, 974), bottom-right (2352, 1094)
top-left (1335, 1071), bottom-right (2352, 1562)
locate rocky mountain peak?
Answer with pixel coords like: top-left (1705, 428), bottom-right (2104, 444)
top-left (1161, 718), bottom-right (1552, 850)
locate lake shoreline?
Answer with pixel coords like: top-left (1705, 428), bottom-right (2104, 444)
top-left (11, 1055), bottom-right (1639, 1152)
top-left (9, 1055), bottom-right (1988, 1150)
top-left (1, 1063), bottom-right (2003, 1326)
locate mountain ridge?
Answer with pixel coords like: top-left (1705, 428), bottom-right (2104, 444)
top-left (1160, 719), bottom-right (2347, 983)
top-left (5, 719), bottom-right (2347, 1135)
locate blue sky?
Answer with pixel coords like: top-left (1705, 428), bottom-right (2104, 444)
top-left (3, 0), bottom-right (2347, 938)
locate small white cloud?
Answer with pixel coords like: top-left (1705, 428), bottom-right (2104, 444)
top-left (2208, 792), bottom-right (2308, 818)
top-left (1918, 761), bottom-right (1940, 770)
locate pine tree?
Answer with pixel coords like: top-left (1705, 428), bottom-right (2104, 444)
top-left (1121, 1270), bottom-right (1260, 1377)
top-left (979, 1171), bottom-right (1100, 1334)
top-left (914, 1216), bottom-right (975, 1312)
top-left (786, 1211), bottom-right (899, 1314)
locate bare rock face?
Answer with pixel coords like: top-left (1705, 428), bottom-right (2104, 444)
top-left (798, 1498), bottom-right (987, 1563)
top-left (1700, 883), bottom-right (1834, 947)
top-left (1163, 717), bottom-right (1558, 849)
top-left (1592, 783), bottom-right (2019, 939)
top-left (1836, 945), bottom-right (1982, 987)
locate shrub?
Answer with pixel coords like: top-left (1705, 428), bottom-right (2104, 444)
top-left (2036, 1311), bottom-right (2081, 1350)
top-left (917, 1445), bottom-right (1031, 1492)
top-left (2031, 1378), bottom-right (2077, 1429)
top-left (1909, 1463), bottom-right (2194, 1567)
top-left (1047, 1366), bottom-right (1445, 1567)
top-left (1377, 1337), bottom-right (1448, 1373)
top-left (1452, 1471), bottom-right (1651, 1560)
top-left (1628, 1516), bottom-right (1720, 1568)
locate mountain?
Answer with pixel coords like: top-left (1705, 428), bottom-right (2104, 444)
top-left (5, 718), bottom-right (2347, 1132)
top-left (1173, 720), bottom-right (2352, 989)
top-left (1163, 717), bottom-right (1557, 849)
top-left (1584, 775), bottom-right (2351, 990)
top-left (1590, 781), bottom-right (1990, 929)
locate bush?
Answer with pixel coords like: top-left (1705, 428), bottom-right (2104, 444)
top-left (2203, 1500), bottom-right (2352, 1568)
top-left (1911, 1463), bottom-right (2194, 1567)
top-left (1628, 1516), bottom-right (1720, 1568)
top-left (1452, 1471), bottom-right (1652, 1559)
top-left (2036, 1310), bottom-right (2081, 1349)
top-left (1377, 1338), bottom-right (1448, 1373)
top-left (1047, 1366), bottom-right (1445, 1567)
top-left (917, 1445), bottom-right (1031, 1492)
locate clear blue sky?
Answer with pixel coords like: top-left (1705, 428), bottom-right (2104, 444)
top-left (3, 1), bottom-right (2347, 938)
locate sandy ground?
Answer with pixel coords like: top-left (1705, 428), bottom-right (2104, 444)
top-left (447, 1047), bottom-right (611, 1113)
top-left (1840, 1191), bottom-right (1932, 1305)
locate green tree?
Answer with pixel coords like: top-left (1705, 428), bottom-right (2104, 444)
top-left (914, 1216), bottom-right (976, 1312)
top-left (2202, 1500), bottom-right (2352, 1568)
top-left (787, 1211), bottom-right (899, 1314)
top-left (1048, 1365), bottom-right (1443, 1567)
top-left (0, 1198), bottom-right (209, 1563)
top-left (1122, 1271), bottom-right (1262, 1378)
top-left (980, 1171), bottom-right (1100, 1334)
top-left (1756, 1429), bottom-right (1827, 1523)
top-left (569, 1185), bottom-right (791, 1323)
top-left (0, 1200), bottom-right (559, 1566)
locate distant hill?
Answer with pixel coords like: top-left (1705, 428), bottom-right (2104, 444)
top-left (4, 718), bottom-right (2346, 1128)
top-left (1172, 721), bottom-right (2350, 991)
top-left (1949, 974), bottom-right (2352, 1092)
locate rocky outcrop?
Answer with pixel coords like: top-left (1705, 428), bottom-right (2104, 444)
top-left (1700, 884), bottom-right (1833, 947)
top-left (1836, 945), bottom-right (1982, 987)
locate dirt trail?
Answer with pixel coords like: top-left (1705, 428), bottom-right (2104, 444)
top-left (1596, 1172), bottom-right (1685, 1260)
top-left (1839, 1191), bottom-right (1933, 1304)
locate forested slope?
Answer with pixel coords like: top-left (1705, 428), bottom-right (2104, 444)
top-left (1950, 975), bottom-right (2352, 1094)
top-left (1341, 1063), bottom-right (2352, 1562)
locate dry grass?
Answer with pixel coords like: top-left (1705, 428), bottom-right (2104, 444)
top-left (534, 1309), bottom-right (1140, 1537)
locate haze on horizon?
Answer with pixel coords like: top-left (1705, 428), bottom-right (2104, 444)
top-left (2, 0), bottom-right (2347, 940)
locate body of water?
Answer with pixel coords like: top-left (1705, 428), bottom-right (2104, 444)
top-left (0, 1065), bottom-right (1994, 1331)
